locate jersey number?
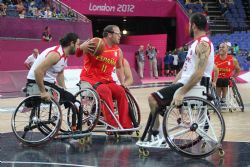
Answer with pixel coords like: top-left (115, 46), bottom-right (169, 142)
top-left (101, 64), bottom-right (107, 72)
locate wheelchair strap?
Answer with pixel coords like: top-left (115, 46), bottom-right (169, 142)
top-left (93, 82), bottom-right (103, 90)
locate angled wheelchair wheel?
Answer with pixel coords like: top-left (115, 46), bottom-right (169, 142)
top-left (75, 88), bottom-right (101, 132)
top-left (125, 89), bottom-right (141, 128)
top-left (163, 96), bottom-right (225, 158)
top-left (231, 79), bottom-right (244, 112)
top-left (11, 96), bottom-right (62, 146)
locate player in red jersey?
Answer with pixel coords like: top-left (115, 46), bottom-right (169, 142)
top-left (76, 25), bottom-right (133, 129)
top-left (214, 42), bottom-right (241, 103)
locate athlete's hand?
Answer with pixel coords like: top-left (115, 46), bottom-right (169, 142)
top-left (79, 39), bottom-right (95, 54)
top-left (41, 92), bottom-right (51, 101)
top-left (171, 88), bottom-right (185, 106)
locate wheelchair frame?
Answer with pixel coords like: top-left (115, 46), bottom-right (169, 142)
top-left (11, 84), bottom-right (91, 146)
top-left (213, 78), bottom-right (244, 112)
top-left (137, 82), bottom-right (226, 159)
top-left (75, 82), bottom-right (141, 137)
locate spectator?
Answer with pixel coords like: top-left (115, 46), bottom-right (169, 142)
top-left (178, 47), bottom-right (187, 70)
top-left (24, 48), bottom-right (39, 70)
top-left (42, 26), bottom-right (52, 42)
top-left (16, 1), bottom-right (25, 18)
top-left (232, 43), bottom-right (239, 55)
top-left (44, 6), bottom-right (52, 18)
top-left (146, 44), bottom-right (158, 79)
top-left (164, 51), bottom-right (173, 76)
top-left (0, 2), bottom-right (7, 16)
top-left (188, 8), bottom-right (193, 16)
top-left (135, 45), bottom-right (145, 79)
top-left (172, 50), bottom-right (179, 76)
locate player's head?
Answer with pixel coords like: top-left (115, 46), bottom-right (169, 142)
top-left (189, 13), bottom-right (207, 38)
top-left (219, 42), bottom-right (228, 56)
top-left (60, 32), bottom-right (79, 55)
top-left (102, 25), bottom-right (121, 45)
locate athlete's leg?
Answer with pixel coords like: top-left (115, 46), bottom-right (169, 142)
top-left (108, 83), bottom-right (132, 128)
top-left (96, 84), bottom-right (118, 127)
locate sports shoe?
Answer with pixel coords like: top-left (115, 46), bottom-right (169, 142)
top-left (136, 134), bottom-right (170, 149)
top-left (220, 101), bottom-right (227, 108)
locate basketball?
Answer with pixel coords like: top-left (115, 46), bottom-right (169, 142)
top-left (89, 37), bottom-right (105, 56)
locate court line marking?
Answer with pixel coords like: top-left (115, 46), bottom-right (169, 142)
top-left (0, 161), bottom-right (95, 167)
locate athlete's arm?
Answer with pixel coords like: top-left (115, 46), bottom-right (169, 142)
top-left (57, 70), bottom-right (66, 89)
top-left (232, 58), bottom-right (241, 78)
top-left (35, 52), bottom-right (60, 100)
top-left (173, 41), bottom-right (210, 106)
top-left (116, 49), bottom-right (125, 85)
top-left (123, 59), bottom-right (133, 87)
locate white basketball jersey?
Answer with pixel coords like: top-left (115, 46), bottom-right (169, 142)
top-left (177, 36), bottom-right (214, 85)
top-left (27, 45), bottom-right (67, 83)
top-left (111, 67), bottom-right (121, 85)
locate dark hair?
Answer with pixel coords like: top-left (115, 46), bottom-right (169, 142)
top-left (102, 25), bottom-right (118, 37)
top-left (190, 13), bottom-right (207, 31)
top-left (59, 32), bottom-right (79, 47)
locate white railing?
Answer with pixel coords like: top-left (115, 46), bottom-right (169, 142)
top-left (53, 0), bottom-right (91, 23)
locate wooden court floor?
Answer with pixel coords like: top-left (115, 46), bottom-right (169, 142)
top-left (1, 83), bottom-right (250, 142)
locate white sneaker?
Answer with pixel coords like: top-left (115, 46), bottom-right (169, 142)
top-left (136, 135), bottom-right (170, 149)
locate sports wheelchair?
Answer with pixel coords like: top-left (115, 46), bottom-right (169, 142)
top-left (11, 83), bottom-right (93, 146)
top-left (214, 78), bottom-right (244, 112)
top-left (137, 77), bottom-right (226, 158)
top-left (75, 81), bottom-right (141, 138)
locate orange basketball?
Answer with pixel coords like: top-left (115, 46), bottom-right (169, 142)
top-left (89, 37), bottom-right (105, 56)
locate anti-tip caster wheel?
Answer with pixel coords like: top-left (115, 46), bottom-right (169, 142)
top-left (114, 133), bottom-right (120, 141)
top-left (136, 131), bottom-right (140, 137)
top-left (139, 147), bottom-right (144, 154)
top-left (218, 148), bottom-right (225, 157)
top-left (138, 147), bottom-right (149, 157)
top-left (79, 138), bottom-right (86, 145)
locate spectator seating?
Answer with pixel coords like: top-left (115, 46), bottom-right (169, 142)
top-left (222, 0), bottom-right (248, 30)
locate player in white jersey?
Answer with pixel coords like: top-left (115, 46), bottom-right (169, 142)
top-left (26, 32), bottom-right (80, 103)
top-left (112, 58), bottom-right (133, 87)
top-left (137, 13), bottom-right (215, 147)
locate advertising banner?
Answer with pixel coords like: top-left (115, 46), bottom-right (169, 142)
top-left (61, 0), bottom-right (176, 17)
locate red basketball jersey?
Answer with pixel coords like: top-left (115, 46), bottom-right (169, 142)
top-left (80, 41), bottom-right (120, 83)
top-left (215, 54), bottom-right (235, 78)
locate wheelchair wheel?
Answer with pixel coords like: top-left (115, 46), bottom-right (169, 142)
top-left (11, 96), bottom-right (62, 146)
top-left (163, 96), bottom-right (225, 158)
top-left (231, 79), bottom-right (244, 112)
top-left (74, 88), bottom-right (101, 132)
top-left (125, 89), bottom-right (141, 128)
